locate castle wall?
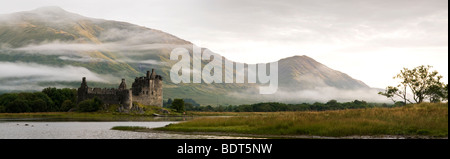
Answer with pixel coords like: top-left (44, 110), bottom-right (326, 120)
top-left (77, 70), bottom-right (162, 110)
top-left (78, 88), bottom-right (133, 109)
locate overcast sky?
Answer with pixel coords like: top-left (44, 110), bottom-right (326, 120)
top-left (0, 0), bottom-right (448, 88)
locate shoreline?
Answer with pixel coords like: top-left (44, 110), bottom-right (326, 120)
top-left (0, 112), bottom-right (195, 122)
top-left (124, 128), bottom-right (449, 139)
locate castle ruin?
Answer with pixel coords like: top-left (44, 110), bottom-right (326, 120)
top-left (77, 69), bottom-right (163, 109)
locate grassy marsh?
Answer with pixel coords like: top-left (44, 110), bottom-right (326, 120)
top-left (156, 103), bottom-right (448, 137)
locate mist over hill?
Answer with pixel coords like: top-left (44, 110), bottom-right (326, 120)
top-left (0, 7), bottom-right (388, 105)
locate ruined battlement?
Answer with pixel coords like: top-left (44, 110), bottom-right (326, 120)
top-left (77, 69), bottom-right (163, 109)
top-left (87, 88), bottom-right (119, 95)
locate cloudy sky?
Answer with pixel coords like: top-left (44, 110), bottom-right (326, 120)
top-left (0, 0), bottom-right (448, 88)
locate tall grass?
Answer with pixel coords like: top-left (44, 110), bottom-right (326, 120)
top-left (157, 103), bottom-right (448, 137)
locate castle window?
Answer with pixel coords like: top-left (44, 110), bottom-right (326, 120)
top-left (146, 91), bottom-right (149, 95)
top-left (152, 91), bottom-right (154, 95)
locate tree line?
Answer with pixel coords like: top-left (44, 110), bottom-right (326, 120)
top-left (165, 99), bottom-right (396, 113)
top-left (0, 87), bottom-right (79, 113)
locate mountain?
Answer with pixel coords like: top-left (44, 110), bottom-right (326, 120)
top-left (0, 7), bottom-right (377, 105)
top-left (278, 55), bottom-right (368, 90)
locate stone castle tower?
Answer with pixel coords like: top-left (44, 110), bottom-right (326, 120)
top-left (77, 69), bottom-right (163, 109)
top-left (131, 69), bottom-right (163, 107)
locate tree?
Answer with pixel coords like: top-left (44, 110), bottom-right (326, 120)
top-left (171, 99), bottom-right (185, 113)
top-left (443, 84), bottom-right (449, 101)
top-left (379, 65), bottom-right (447, 104)
top-left (42, 87), bottom-right (77, 111)
top-left (30, 99), bottom-right (47, 112)
top-left (326, 100), bottom-right (341, 110)
top-left (5, 99), bottom-right (31, 113)
top-left (378, 86), bottom-right (411, 104)
top-left (427, 85), bottom-right (444, 103)
top-left (78, 97), bottom-right (103, 112)
top-left (29, 92), bottom-right (55, 111)
top-left (0, 93), bottom-right (18, 107)
top-left (61, 100), bottom-right (75, 112)
top-left (0, 105), bottom-right (5, 113)
top-left (204, 105), bottom-right (214, 112)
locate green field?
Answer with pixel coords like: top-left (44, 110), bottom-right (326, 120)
top-left (155, 103), bottom-right (448, 137)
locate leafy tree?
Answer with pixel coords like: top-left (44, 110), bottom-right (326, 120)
top-left (204, 105), bottom-right (214, 112)
top-left (226, 105), bottom-right (234, 112)
top-left (0, 105), bottom-right (5, 113)
top-left (30, 99), bottom-right (47, 112)
top-left (326, 100), bottom-right (340, 109)
top-left (0, 93), bottom-right (18, 107)
top-left (171, 99), bottom-right (185, 113)
top-left (28, 92), bottom-right (55, 111)
top-left (42, 87), bottom-right (77, 110)
top-left (5, 99), bottom-right (31, 113)
top-left (78, 97), bottom-right (103, 112)
top-left (0, 92), bottom-right (55, 113)
top-left (61, 100), bottom-right (75, 112)
top-left (312, 102), bottom-right (325, 111)
top-left (427, 85), bottom-right (443, 103)
top-left (352, 100), bottom-right (367, 106)
top-left (379, 65), bottom-right (447, 104)
top-left (443, 84), bottom-right (449, 101)
top-left (326, 100), bottom-right (338, 106)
